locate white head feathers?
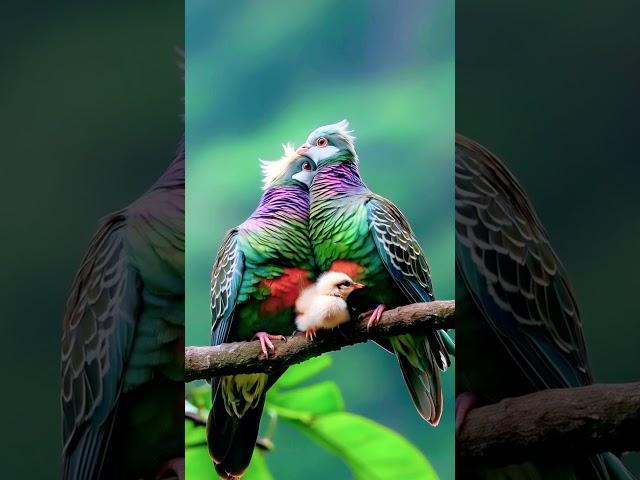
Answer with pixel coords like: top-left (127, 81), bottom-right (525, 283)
top-left (260, 120), bottom-right (356, 190)
top-left (259, 143), bottom-right (298, 190)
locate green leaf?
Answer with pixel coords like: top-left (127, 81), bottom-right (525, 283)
top-left (243, 449), bottom-right (274, 480)
top-left (274, 355), bottom-right (332, 389)
top-left (185, 444), bottom-right (213, 479)
top-left (290, 412), bottom-right (439, 480)
top-left (186, 445), bottom-right (273, 480)
top-left (187, 383), bottom-right (212, 411)
top-left (185, 417), bottom-right (206, 448)
top-left (267, 381), bottom-right (344, 415)
top-left (185, 418), bottom-right (212, 480)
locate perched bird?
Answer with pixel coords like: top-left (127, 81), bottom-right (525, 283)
top-left (61, 138), bottom-right (185, 480)
top-left (207, 146), bottom-right (317, 479)
top-left (295, 271), bottom-right (364, 340)
top-left (455, 134), bottom-right (634, 479)
top-left (299, 120), bottom-right (451, 425)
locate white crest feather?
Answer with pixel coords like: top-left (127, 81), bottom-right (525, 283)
top-left (334, 119), bottom-right (355, 143)
top-left (259, 143), bottom-right (299, 190)
top-left (306, 119), bottom-right (355, 145)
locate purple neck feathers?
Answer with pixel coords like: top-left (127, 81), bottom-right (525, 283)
top-left (311, 161), bottom-right (369, 202)
top-left (244, 184), bottom-right (309, 228)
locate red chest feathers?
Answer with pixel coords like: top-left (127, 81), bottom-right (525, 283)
top-left (259, 268), bottom-right (312, 315)
top-left (329, 260), bottom-right (365, 282)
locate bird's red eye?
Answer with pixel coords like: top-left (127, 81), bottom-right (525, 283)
top-left (302, 161), bottom-right (312, 171)
top-left (316, 137), bottom-right (328, 148)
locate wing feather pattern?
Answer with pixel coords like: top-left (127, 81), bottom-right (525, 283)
top-left (367, 196), bottom-right (435, 303)
top-left (455, 133), bottom-right (591, 390)
top-left (366, 196), bottom-right (450, 425)
top-left (210, 229), bottom-right (245, 347)
top-left (61, 212), bottom-right (140, 479)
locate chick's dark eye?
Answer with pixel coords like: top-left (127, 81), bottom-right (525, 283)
top-left (302, 161), bottom-right (312, 171)
top-left (316, 137), bottom-right (328, 148)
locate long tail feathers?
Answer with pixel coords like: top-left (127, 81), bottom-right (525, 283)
top-left (391, 332), bottom-right (450, 425)
top-left (207, 385), bottom-right (265, 479)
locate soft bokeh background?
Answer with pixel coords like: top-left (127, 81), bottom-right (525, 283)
top-left (186, 0), bottom-right (454, 478)
top-left (457, 0), bottom-right (640, 474)
top-left (0, 1), bottom-right (183, 477)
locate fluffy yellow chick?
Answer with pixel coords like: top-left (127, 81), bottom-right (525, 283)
top-left (295, 271), bottom-right (364, 340)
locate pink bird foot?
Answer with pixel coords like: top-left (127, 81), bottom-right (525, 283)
top-left (305, 327), bottom-right (317, 341)
top-left (252, 332), bottom-right (286, 358)
top-left (455, 392), bottom-right (480, 433)
top-left (155, 457), bottom-right (184, 480)
top-left (358, 304), bottom-right (386, 330)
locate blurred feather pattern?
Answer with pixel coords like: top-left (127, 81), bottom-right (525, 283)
top-left (455, 134), bottom-right (634, 479)
top-left (61, 138), bottom-right (184, 479)
top-left (455, 133), bottom-right (590, 389)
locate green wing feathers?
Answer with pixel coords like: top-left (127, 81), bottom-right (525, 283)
top-left (210, 229), bottom-right (245, 347)
top-left (366, 195), bottom-right (452, 424)
top-left (366, 195), bottom-right (434, 302)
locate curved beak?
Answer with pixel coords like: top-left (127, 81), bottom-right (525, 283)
top-left (296, 143), bottom-right (310, 156)
top-left (353, 282), bottom-right (365, 289)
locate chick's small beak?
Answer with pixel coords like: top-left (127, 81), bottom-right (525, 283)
top-left (296, 143), bottom-right (310, 155)
top-left (353, 282), bottom-right (365, 289)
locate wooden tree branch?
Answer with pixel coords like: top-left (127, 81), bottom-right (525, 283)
top-left (457, 382), bottom-right (640, 466)
top-left (185, 300), bottom-right (454, 381)
top-left (185, 300), bottom-right (640, 464)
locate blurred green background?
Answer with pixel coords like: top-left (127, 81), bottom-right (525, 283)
top-left (457, 0), bottom-right (640, 474)
top-left (0, 1), bottom-right (183, 477)
top-left (186, 0), bottom-right (454, 478)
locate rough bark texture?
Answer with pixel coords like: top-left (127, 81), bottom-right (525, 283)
top-left (185, 300), bottom-right (640, 465)
top-left (457, 382), bottom-right (640, 466)
top-left (185, 300), bottom-right (454, 381)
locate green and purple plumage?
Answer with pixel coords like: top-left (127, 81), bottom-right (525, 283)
top-left (301, 121), bottom-right (451, 425)
top-left (208, 150), bottom-right (316, 479)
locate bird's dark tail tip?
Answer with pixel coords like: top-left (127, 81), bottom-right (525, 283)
top-left (214, 462), bottom-right (246, 480)
top-left (207, 385), bottom-right (265, 479)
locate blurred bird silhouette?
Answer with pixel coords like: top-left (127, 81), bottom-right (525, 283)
top-left (61, 48), bottom-right (185, 480)
top-left (455, 134), bottom-right (634, 479)
top-left (60, 136), bottom-right (184, 479)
